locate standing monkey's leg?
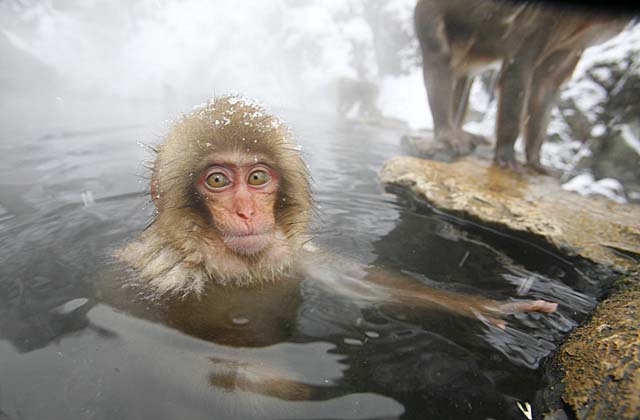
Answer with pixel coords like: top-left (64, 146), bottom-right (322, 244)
top-left (494, 32), bottom-right (550, 170)
top-left (524, 50), bottom-right (581, 172)
top-left (416, 12), bottom-right (456, 137)
top-left (415, 2), bottom-right (486, 155)
top-left (495, 64), bottom-right (529, 170)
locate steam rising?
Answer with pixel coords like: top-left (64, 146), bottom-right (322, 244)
top-left (1, 0), bottom-right (415, 114)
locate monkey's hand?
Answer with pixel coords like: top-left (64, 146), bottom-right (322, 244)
top-left (494, 299), bottom-right (558, 315)
top-left (481, 299), bottom-right (558, 329)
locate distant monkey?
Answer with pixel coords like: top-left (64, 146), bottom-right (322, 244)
top-left (336, 77), bottom-right (383, 120)
top-left (117, 95), bottom-right (556, 398)
top-left (414, 0), bottom-right (629, 172)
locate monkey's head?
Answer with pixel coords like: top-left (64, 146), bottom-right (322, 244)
top-left (118, 95), bottom-right (313, 296)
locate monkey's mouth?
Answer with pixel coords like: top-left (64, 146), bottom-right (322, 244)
top-left (224, 232), bottom-right (273, 255)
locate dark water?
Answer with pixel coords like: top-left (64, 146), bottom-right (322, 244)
top-left (0, 97), bottom-right (599, 420)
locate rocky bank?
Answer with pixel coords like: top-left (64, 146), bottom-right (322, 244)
top-left (380, 156), bottom-right (640, 419)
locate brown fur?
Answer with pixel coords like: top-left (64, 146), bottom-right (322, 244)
top-left (414, 0), bottom-right (629, 171)
top-left (116, 95), bottom-right (312, 296)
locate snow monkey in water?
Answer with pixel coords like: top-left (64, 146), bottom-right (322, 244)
top-left (414, 0), bottom-right (629, 172)
top-left (117, 94), bottom-right (555, 314)
top-left (115, 94), bottom-right (558, 401)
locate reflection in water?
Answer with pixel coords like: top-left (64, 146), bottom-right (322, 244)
top-left (0, 103), bottom-right (601, 419)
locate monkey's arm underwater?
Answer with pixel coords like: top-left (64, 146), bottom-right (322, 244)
top-left (300, 244), bottom-right (556, 328)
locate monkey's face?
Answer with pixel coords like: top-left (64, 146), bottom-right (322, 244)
top-left (195, 151), bottom-right (280, 257)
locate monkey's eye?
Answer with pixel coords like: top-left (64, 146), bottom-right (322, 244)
top-left (205, 172), bottom-right (231, 189)
top-left (247, 170), bottom-right (271, 186)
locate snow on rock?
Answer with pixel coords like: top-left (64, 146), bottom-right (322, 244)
top-left (562, 173), bottom-right (627, 203)
top-left (561, 24), bottom-right (640, 126)
top-left (541, 140), bottom-right (592, 172)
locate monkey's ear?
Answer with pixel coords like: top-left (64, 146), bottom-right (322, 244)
top-left (150, 176), bottom-right (162, 210)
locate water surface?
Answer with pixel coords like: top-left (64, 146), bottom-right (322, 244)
top-left (0, 97), bottom-right (597, 420)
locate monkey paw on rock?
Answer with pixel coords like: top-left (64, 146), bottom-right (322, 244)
top-left (525, 160), bottom-right (556, 176)
top-left (437, 129), bottom-right (488, 157)
top-left (494, 156), bottom-right (525, 173)
top-left (494, 154), bottom-right (557, 176)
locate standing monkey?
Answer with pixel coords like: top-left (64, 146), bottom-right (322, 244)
top-left (414, 0), bottom-right (628, 172)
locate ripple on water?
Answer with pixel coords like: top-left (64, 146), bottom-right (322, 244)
top-left (0, 110), bottom-right (602, 420)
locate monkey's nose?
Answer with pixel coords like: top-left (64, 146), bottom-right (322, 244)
top-left (235, 204), bottom-right (255, 219)
top-left (236, 210), bottom-right (253, 219)
top-left (234, 191), bottom-right (256, 219)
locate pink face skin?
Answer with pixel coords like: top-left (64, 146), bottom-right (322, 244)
top-left (195, 152), bottom-right (280, 256)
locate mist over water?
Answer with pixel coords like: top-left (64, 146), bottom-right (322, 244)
top-left (2, 1), bottom-right (411, 109)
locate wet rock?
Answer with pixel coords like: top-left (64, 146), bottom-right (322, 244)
top-left (556, 276), bottom-right (640, 420)
top-left (379, 156), bottom-right (640, 419)
top-left (380, 156), bottom-right (640, 272)
top-left (543, 408), bottom-right (569, 420)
